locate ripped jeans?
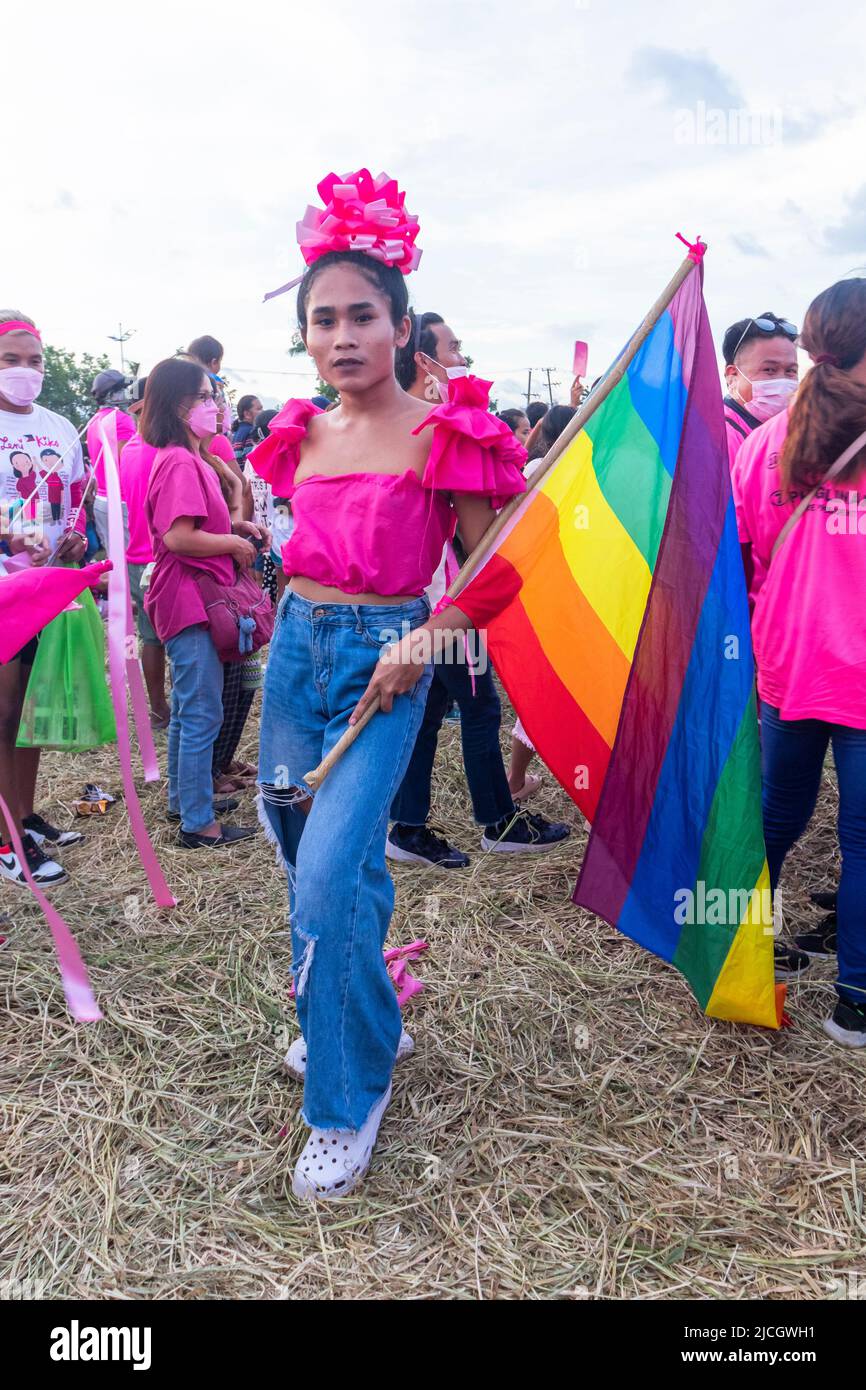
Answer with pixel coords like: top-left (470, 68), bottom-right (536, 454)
top-left (258, 590), bottom-right (433, 1130)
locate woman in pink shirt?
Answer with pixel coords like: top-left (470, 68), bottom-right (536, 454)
top-left (733, 277), bottom-right (866, 1048)
top-left (141, 357), bottom-right (266, 847)
top-left (252, 170), bottom-right (526, 1199)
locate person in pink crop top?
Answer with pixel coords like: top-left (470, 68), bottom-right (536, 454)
top-left (251, 169), bottom-right (527, 1199)
top-left (731, 277), bottom-right (866, 1048)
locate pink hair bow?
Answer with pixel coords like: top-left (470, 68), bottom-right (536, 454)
top-left (264, 169), bottom-right (422, 303)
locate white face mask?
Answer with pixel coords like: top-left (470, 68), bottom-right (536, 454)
top-left (745, 376), bottom-right (798, 422)
top-left (436, 364), bottom-right (469, 403)
top-left (0, 365), bottom-right (43, 407)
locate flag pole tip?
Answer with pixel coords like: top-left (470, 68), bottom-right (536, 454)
top-left (675, 232), bottom-right (707, 263)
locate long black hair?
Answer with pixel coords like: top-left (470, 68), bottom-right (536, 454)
top-left (296, 250), bottom-right (409, 337)
top-left (139, 357), bottom-right (231, 499)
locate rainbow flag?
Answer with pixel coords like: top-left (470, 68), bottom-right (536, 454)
top-left (453, 260), bottom-right (784, 1028)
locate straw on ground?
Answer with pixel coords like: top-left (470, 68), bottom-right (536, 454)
top-left (2, 695), bottom-right (864, 1300)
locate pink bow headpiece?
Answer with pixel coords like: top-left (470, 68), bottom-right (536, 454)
top-left (264, 168), bottom-right (422, 303)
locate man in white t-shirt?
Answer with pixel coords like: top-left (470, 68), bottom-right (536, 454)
top-left (0, 312), bottom-right (88, 888)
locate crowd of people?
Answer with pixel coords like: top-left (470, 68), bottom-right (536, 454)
top-left (2, 167), bottom-right (866, 1199)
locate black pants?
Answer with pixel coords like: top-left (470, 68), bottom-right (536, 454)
top-left (212, 660), bottom-right (256, 777)
top-left (390, 658), bottom-right (515, 828)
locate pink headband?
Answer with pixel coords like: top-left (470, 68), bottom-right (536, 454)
top-left (0, 320), bottom-right (41, 340)
top-left (264, 168), bottom-right (422, 303)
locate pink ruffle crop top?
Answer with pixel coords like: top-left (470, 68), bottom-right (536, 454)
top-left (247, 375), bottom-right (527, 597)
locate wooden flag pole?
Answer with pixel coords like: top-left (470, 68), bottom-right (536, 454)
top-left (304, 243), bottom-right (704, 791)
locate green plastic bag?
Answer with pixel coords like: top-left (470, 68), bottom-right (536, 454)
top-left (16, 582), bottom-right (117, 751)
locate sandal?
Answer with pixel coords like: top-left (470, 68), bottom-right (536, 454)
top-left (283, 1031), bottom-right (414, 1081)
top-left (227, 760), bottom-right (257, 779)
top-left (511, 774), bottom-right (542, 803)
top-left (292, 1084), bottom-right (392, 1201)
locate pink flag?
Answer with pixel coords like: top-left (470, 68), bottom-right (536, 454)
top-left (0, 560), bottom-right (112, 663)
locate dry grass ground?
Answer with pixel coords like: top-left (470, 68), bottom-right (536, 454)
top-left (2, 694), bottom-right (865, 1301)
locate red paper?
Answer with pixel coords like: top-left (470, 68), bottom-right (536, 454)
top-left (572, 340), bottom-right (588, 378)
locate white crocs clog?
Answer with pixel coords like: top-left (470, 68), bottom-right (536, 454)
top-left (292, 1084), bottom-right (392, 1200)
top-left (282, 1030), bottom-right (414, 1081)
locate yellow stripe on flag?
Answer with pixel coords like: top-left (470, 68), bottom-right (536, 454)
top-left (539, 433), bottom-right (652, 659)
top-left (704, 861), bottom-right (784, 1027)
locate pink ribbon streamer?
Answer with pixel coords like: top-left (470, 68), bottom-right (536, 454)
top-left (99, 413), bottom-right (159, 783)
top-left (288, 939), bottom-right (429, 1009)
top-left (98, 420), bottom-right (175, 908)
top-left (384, 939), bottom-right (429, 1007)
top-left (0, 789), bottom-right (102, 1021)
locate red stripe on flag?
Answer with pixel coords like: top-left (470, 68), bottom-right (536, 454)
top-left (461, 551), bottom-right (613, 819)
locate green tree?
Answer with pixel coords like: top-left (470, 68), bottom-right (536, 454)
top-left (41, 345), bottom-right (111, 429)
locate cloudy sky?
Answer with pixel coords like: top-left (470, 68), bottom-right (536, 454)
top-left (10, 0), bottom-right (866, 410)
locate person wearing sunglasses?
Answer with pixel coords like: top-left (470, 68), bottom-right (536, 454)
top-left (722, 314), bottom-right (799, 463)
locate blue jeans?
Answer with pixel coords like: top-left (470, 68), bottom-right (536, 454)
top-left (258, 591), bottom-right (433, 1130)
top-left (761, 702), bottom-right (866, 1005)
top-left (166, 624), bottom-right (225, 832)
top-left (390, 659), bottom-right (515, 828)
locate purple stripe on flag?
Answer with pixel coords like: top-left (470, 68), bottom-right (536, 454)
top-left (669, 268), bottom-right (703, 391)
top-left (574, 294), bottom-right (731, 923)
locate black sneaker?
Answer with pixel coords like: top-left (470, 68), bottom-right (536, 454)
top-left (810, 889), bottom-right (838, 912)
top-left (22, 813), bottom-right (84, 848)
top-left (823, 998), bottom-right (866, 1048)
top-left (386, 823), bottom-right (470, 869)
top-left (481, 809), bottom-right (571, 853)
top-left (178, 823), bottom-right (257, 850)
top-left (773, 941), bottom-right (812, 978)
top-left (0, 833), bottom-right (67, 887)
top-left (793, 913), bottom-right (837, 958)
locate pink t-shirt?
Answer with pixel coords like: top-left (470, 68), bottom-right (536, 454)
top-left (86, 407), bottom-right (137, 496)
top-left (120, 434), bottom-right (158, 564)
top-left (209, 432), bottom-right (236, 465)
top-left (732, 409), bottom-right (866, 727)
top-left (247, 377), bottom-right (527, 597)
top-left (144, 445), bottom-right (234, 643)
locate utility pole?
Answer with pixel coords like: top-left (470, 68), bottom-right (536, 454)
top-left (525, 368), bottom-right (533, 410)
top-left (108, 323), bottom-right (135, 374)
top-left (545, 368), bottom-right (554, 406)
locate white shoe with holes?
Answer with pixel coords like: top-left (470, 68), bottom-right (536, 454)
top-left (283, 1029), bottom-right (414, 1081)
top-left (292, 1084), bottom-right (392, 1200)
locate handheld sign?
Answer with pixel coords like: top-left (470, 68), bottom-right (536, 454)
top-left (572, 340), bottom-right (588, 379)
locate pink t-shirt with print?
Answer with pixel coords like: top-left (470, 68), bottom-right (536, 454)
top-left (732, 408), bottom-right (866, 728)
top-left (144, 445), bottom-right (234, 643)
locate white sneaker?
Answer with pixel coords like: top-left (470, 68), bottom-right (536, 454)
top-left (0, 834), bottom-right (67, 887)
top-left (283, 1029), bottom-right (414, 1081)
top-left (292, 1084), bottom-right (392, 1201)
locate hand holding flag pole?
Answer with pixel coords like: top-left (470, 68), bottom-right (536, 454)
top-left (303, 237), bottom-right (707, 791)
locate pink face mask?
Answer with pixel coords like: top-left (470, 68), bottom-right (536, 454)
top-left (186, 399), bottom-right (219, 438)
top-left (0, 366), bottom-right (44, 407)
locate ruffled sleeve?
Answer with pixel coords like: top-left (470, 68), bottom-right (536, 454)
top-left (413, 375), bottom-right (527, 509)
top-left (246, 399), bottom-right (323, 497)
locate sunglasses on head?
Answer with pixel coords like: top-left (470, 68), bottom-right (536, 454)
top-left (750, 316), bottom-right (798, 338)
top-left (729, 316), bottom-right (799, 364)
